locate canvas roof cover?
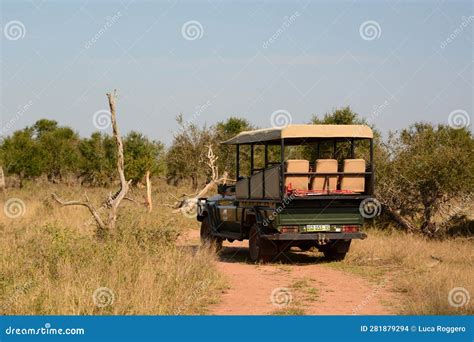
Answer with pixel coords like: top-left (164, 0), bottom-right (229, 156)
top-left (222, 124), bottom-right (373, 145)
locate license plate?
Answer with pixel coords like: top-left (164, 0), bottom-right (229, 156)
top-left (304, 224), bottom-right (330, 232)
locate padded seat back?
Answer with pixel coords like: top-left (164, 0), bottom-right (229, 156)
top-left (264, 166), bottom-right (281, 199)
top-left (250, 171), bottom-right (264, 199)
top-left (236, 178), bottom-right (249, 199)
top-left (311, 159), bottom-right (338, 191)
top-left (285, 159), bottom-right (309, 190)
top-left (340, 159), bottom-right (366, 192)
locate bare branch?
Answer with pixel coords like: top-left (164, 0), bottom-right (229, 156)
top-left (51, 89), bottom-right (133, 234)
top-left (107, 89), bottom-right (127, 190)
top-left (51, 193), bottom-right (106, 230)
top-left (106, 90), bottom-right (131, 230)
top-left (173, 145), bottom-right (229, 214)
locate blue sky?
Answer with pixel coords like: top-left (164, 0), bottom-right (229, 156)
top-left (1, 0), bottom-right (472, 144)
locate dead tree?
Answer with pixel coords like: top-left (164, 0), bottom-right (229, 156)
top-left (52, 90), bottom-right (131, 233)
top-left (145, 170), bottom-right (152, 213)
top-left (173, 145), bottom-right (228, 215)
top-left (0, 166), bottom-right (5, 194)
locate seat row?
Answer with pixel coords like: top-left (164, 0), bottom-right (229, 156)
top-left (285, 159), bottom-right (366, 193)
top-left (235, 158), bottom-right (367, 199)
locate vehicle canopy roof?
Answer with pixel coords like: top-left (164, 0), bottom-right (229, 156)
top-left (221, 124), bottom-right (373, 145)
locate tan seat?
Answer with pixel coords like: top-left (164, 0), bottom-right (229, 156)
top-left (250, 171), bottom-right (264, 199)
top-left (264, 166), bottom-right (281, 199)
top-left (236, 178), bottom-right (249, 199)
top-left (285, 159), bottom-right (309, 191)
top-left (310, 159), bottom-right (338, 191)
top-left (340, 159), bottom-right (366, 192)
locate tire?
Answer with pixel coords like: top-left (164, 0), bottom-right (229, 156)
top-left (248, 224), bottom-right (277, 263)
top-left (200, 217), bottom-right (223, 252)
top-left (323, 240), bottom-right (351, 261)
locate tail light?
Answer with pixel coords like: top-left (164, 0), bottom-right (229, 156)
top-left (279, 226), bottom-right (298, 233)
top-left (342, 225), bottom-right (359, 233)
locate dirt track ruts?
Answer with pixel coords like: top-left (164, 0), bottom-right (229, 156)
top-left (182, 229), bottom-right (401, 315)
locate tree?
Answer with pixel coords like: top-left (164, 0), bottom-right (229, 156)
top-left (377, 123), bottom-right (474, 236)
top-left (213, 117), bottom-right (254, 179)
top-left (34, 122), bottom-right (80, 183)
top-left (0, 128), bottom-right (45, 187)
top-left (78, 132), bottom-right (117, 186)
top-left (0, 120), bottom-right (80, 185)
top-left (123, 131), bottom-right (165, 185)
top-left (32, 119), bottom-right (59, 138)
top-left (166, 115), bottom-right (212, 189)
top-left (303, 106), bottom-right (376, 162)
top-left (311, 106), bottom-right (366, 125)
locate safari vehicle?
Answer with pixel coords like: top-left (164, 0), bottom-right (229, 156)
top-left (197, 124), bottom-right (374, 262)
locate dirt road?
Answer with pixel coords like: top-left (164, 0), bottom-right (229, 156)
top-left (182, 229), bottom-right (400, 315)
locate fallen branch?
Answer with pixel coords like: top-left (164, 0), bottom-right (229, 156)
top-left (172, 145), bottom-right (228, 214)
top-left (381, 203), bottom-right (417, 233)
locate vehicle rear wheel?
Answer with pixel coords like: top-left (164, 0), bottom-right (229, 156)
top-left (298, 244), bottom-right (313, 252)
top-left (200, 217), bottom-right (222, 252)
top-left (323, 240), bottom-right (351, 261)
top-left (248, 224), bottom-right (277, 263)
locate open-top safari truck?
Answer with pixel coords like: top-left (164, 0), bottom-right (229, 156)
top-left (197, 124), bottom-right (374, 262)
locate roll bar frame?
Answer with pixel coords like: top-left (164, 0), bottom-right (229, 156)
top-left (234, 138), bottom-right (374, 200)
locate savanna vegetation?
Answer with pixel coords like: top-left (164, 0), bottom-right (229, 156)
top-left (0, 181), bottom-right (224, 314)
top-left (0, 105), bottom-right (472, 315)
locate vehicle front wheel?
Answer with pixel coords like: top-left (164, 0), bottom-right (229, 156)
top-left (248, 224), bottom-right (277, 263)
top-left (200, 217), bottom-right (223, 252)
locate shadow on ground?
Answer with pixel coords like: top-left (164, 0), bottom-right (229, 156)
top-left (178, 236), bottom-right (333, 265)
top-left (218, 245), bottom-right (332, 265)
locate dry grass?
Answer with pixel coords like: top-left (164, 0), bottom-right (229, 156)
top-left (0, 181), bottom-right (225, 315)
top-left (340, 228), bottom-right (473, 315)
top-left (1, 181), bottom-right (472, 315)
